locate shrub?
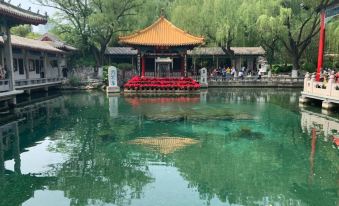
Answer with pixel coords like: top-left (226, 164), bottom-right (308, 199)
top-left (102, 66), bottom-right (109, 85)
top-left (302, 62), bottom-right (316, 73)
top-left (118, 63), bottom-right (133, 71)
top-left (68, 76), bottom-right (82, 86)
top-left (103, 63), bottom-right (134, 85)
top-left (271, 64), bottom-right (293, 74)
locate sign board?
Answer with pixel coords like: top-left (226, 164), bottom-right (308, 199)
top-left (108, 66), bottom-right (118, 87)
top-left (200, 68), bottom-right (208, 88)
top-left (107, 66), bottom-right (120, 93)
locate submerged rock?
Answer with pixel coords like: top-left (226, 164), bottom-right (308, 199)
top-left (231, 127), bottom-right (264, 140)
top-left (143, 109), bottom-right (254, 122)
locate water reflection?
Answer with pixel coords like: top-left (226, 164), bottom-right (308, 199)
top-left (0, 121), bottom-right (57, 206)
top-left (0, 89), bottom-right (339, 206)
top-left (301, 109), bottom-right (339, 141)
top-left (0, 93), bottom-right (154, 206)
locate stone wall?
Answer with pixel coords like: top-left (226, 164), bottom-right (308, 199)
top-left (208, 77), bottom-right (304, 88)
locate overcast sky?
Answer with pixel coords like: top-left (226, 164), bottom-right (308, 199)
top-left (11, 0), bottom-right (56, 15)
top-left (10, 0), bottom-right (57, 33)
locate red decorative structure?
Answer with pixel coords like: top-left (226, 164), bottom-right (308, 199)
top-left (316, 11), bottom-right (326, 81)
top-left (332, 136), bottom-right (339, 147)
top-left (316, 2), bottom-right (339, 81)
top-left (124, 76), bottom-right (200, 91)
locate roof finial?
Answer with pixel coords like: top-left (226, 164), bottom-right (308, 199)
top-left (160, 8), bottom-right (164, 17)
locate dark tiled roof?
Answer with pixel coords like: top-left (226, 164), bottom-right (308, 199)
top-left (105, 47), bottom-right (138, 55)
top-left (39, 33), bottom-right (77, 52)
top-left (105, 46), bottom-right (266, 56)
top-left (188, 47), bottom-right (266, 56)
top-left (0, 35), bottom-right (63, 53)
top-left (0, 2), bottom-right (47, 26)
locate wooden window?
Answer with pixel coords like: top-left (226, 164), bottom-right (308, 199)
top-left (40, 60), bottom-right (44, 71)
top-left (35, 60), bottom-right (40, 74)
top-left (50, 60), bottom-right (58, 68)
top-left (29, 59), bottom-right (35, 71)
top-left (18, 59), bottom-right (24, 75)
top-left (13, 58), bottom-right (18, 72)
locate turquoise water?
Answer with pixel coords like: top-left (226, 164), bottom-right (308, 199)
top-left (0, 89), bottom-right (339, 206)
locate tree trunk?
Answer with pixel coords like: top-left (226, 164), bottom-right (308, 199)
top-left (292, 56), bottom-right (300, 70)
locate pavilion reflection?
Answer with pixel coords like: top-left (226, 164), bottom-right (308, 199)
top-left (0, 121), bottom-right (57, 206)
top-left (0, 94), bottom-right (68, 206)
top-left (124, 93), bottom-right (200, 107)
top-left (0, 93), bottom-right (154, 206)
top-left (301, 109), bottom-right (339, 142)
top-left (0, 121), bottom-right (19, 175)
top-left (207, 88), bottom-right (300, 106)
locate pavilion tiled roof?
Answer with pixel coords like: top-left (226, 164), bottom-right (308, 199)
top-left (119, 16), bottom-right (204, 47)
top-left (0, 35), bottom-right (64, 53)
top-left (0, 1), bottom-right (47, 26)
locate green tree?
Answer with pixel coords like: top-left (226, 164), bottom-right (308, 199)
top-left (37, 0), bottom-right (141, 67)
top-left (11, 25), bottom-right (32, 37)
top-left (276, 0), bottom-right (333, 70)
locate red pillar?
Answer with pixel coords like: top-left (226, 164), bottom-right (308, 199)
top-left (316, 11), bottom-right (326, 81)
top-left (141, 56), bottom-right (145, 77)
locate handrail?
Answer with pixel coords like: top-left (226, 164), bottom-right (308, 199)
top-left (15, 77), bottom-right (62, 86)
top-left (0, 79), bottom-right (10, 92)
top-left (208, 76), bottom-right (304, 82)
top-left (302, 73), bottom-right (339, 99)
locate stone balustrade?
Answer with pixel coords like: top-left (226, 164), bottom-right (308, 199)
top-left (15, 77), bottom-right (62, 87)
top-left (300, 72), bottom-right (339, 109)
top-left (0, 80), bottom-right (10, 92)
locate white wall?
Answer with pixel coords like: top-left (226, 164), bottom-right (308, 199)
top-left (0, 46), bottom-right (65, 82)
top-left (13, 53), bottom-right (26, 80)
top-left (45, 57), bottom-right (60, 78)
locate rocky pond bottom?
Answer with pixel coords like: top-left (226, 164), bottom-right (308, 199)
top-left (1, 88), bottom-right (339, 206)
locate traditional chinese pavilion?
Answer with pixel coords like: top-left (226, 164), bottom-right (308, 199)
top-left (0, 1), bottom-right (47, 104)
top-left (119, 15), bottom-right (203, 91)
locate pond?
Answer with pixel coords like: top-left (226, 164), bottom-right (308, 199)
top-left (0, 88), bottom-right (339, 206)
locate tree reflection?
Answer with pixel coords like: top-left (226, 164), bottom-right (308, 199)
top-left (0, 121), bottom-right (56, 206)
top-left (168, 106), bottom-right (339, 205)
top-left (45, 94), bottom-right (153, 205)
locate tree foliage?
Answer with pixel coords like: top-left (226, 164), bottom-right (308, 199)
top-left (38, 0), bottom-right (339, 71)
top-left (37, 0), bottom-right (141, 67)
top-left (11, 25), bottom-right (41, 39)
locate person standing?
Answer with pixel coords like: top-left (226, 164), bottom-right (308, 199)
top-left (335, 71), bottom-right (339, 83)
top-left (239, 70), bottom-right (244, 80)
top-left (226, 67), bottom-right (231, 80)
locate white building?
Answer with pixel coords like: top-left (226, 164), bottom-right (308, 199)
top-left (0, 35), bottom-right (69, 93)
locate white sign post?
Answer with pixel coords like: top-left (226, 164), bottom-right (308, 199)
top-left (200, 68), bottom-right (208, 88)
top-left (107, 66), bottom-right (120, 93)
